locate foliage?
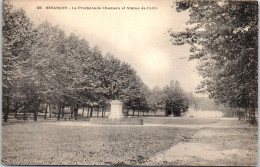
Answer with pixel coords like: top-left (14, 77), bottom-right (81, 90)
top-left (2, 0), bottom-right (192, 121)
top-left (2, 0), bottom-right (152, 121)
top-left (148, 81), bottom-right (190, 116)
top-left (163, 81), bottom-right (189, 116)
top-left (170, 1), bottom-right (258, 123)
top-left (2, 0), bottom-right (35, 121)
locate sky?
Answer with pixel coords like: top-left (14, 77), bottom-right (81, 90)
top-left (11, 0), bottom-right (205, 96)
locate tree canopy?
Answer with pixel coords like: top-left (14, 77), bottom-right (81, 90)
top-left (2, 0), bottom-right (192, 122)
top-left (170, 1), bottom-right (258, 123)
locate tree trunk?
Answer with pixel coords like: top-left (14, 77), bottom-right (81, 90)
top-left (49, 104), bottom-right (52, 118)
top-left (87, 107), bottom-right (90, 118)
top-left (61, 106), bottom-right (64, 118)
top-left (132, 110), bottom-right (135, 118)
top-left (165, 106), bottom-right (168, 116)
top-left (70, 106), bottom-right (74, 118)
top-left (15, 109), bottom-right (18, 118)
top-left (101, 105), bottom-right (104, 118)
top-left (34, 109), bottom-right (37, 121)
top-left (57, 105), bottom-right (61, 120)
top-left (82, 107), bottom-right (84, 117)
top-left (97, 106), bottom-right (99, 117)
top-left (245, 107), bottom-right (248, 121)
top-left (14, 103), bottom-right (18, 118)
top-left (238, 108), bottom-right (242, 120)
top-left (4, 96), bottom-right (10, 122)
top-left (251, 102), bottom-right (256, 125)
top-left (138, 110), bottom-right (140, 117)
top-left (34, 101), bottom-right (40, 121)
top-left (24, 110), bottom-right (27, 121)
top-left (75, 105), bottom-right (78, 120)
top-left (23, 103), bottom-right (28, 120)
top-left (90, 107), bottom-right (93, 117)
top-left (44, 103), bottom-right (48, 119)
top-left (249, 107), bottom-right (252, 123)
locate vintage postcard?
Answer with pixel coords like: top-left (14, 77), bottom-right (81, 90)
top-left (2, 0), bottom-right (258, 166)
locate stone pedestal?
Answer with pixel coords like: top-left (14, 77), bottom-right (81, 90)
top-left (90, 99), bottom-right (143, 125)
top-left (109, 100), bottom-right (124, 119)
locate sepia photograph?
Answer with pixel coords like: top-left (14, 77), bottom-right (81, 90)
top-left (2, 0), bottom-right (258, 166)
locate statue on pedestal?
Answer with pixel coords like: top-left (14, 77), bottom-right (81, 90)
top-left (111, 82), bottom-right (118, 100)
top-left (109, 81), bottom-right (123, 119)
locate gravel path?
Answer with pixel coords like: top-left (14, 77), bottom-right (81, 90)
top-left (142, 118), bottom-right (258, 166)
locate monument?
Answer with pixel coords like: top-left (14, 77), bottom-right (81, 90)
top-left (109, 100), bottom-right (124, 119)
top-left (109, 82), bottom-right (124, 119)
top-left (90, 81), bottom-right (143, 125)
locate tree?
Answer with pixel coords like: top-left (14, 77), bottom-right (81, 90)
top-left (147, 86), bottom-right (165, 115)
top-left (162, 81), bottom-right (189, 116)
top-left (26, 22), bottom-right (69, 121)
top-left (2, 0), bottom-right (35, 122)
top-left (4, 0), bottom-right (195, 122)
top-left (170, 1), bottom-right (258, 123)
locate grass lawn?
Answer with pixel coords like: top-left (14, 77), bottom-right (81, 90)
top-left (2, 122), bottom-right (198, 165)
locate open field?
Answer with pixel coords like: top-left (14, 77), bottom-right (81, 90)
top-left (2, 117), bottom-right (258, 166)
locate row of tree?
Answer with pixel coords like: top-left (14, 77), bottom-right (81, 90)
top-left (170, 1), bottom-right (258, 124)
top-left (2, 0), bottom-right (190, 122)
